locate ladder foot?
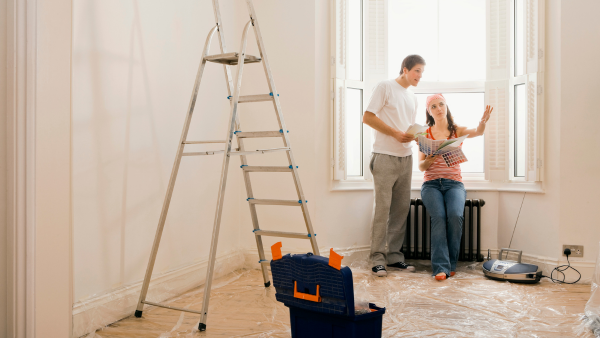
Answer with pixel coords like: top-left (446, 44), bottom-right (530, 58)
top-left (134, 310), bottom-right (143, 318)
top-left (264, 281), bottom-right (271, 287)
top-left (198, 323), bottom-right (207, 331)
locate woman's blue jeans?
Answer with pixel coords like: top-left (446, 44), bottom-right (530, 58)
top-left (421, 178), bottom-right (466, 276)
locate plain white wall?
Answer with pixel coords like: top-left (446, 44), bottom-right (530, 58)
top-left (0, 0), bottom-right (8, 335)
top-left (36, 0), bottom-right (73, 334)
top-left (72, 0), bottom-right (244, 302)
top-left (558, 0), bottom-right (600, 263)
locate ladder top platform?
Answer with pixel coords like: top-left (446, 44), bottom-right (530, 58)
top-left (205, 52), bottom-right (261, 65)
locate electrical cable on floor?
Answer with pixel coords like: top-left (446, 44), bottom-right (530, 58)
top-left (505, 193), bottom-right (580, 284)
top-left (542, 251), bottom-right (582, 284)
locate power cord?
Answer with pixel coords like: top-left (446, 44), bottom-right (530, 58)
top-left (542, 248), bottom-right (581, 284)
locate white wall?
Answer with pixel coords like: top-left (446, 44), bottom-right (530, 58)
top-left (0, 0), bottom-right (8, 335)
top-left (72, 0), bottom-right (244, 302)
top-left (36, 0), bottom-right (73, 334)
top-left (558, 0), bottom-right (600, 264)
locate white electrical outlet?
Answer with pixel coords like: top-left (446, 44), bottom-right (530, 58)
top-left (562, 245), bottom-right (584, 257)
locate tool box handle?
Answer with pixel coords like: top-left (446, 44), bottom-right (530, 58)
top-left (293, 281), bottom-right (322, 303)
top-left (498, 248), bottom-right (522, 263)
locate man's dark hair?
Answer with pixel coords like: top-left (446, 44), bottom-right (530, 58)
top-left (399, 55), bottom-right (426, 75)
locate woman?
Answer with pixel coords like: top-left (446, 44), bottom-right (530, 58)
top-left (418, 94), bottom-right (493, 281)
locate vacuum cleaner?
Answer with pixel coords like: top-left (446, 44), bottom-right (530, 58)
top-left (483, 248), bottom-right (542, 284)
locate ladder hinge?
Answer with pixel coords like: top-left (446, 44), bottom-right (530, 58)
top-left (538, 48), bottom-right (544, 59)
top-left (537, 85), bottom-right (543, 95)
top-left (537, 159), bottom-right (543, 168)
top-left (331, 57), bottom-right (335, 66)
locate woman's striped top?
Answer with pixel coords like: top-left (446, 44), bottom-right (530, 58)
top-left (423, 127), bottom-right (463, 183)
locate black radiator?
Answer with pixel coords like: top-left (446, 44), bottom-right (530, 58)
top-left (401, 198), bottom-right (485, 262)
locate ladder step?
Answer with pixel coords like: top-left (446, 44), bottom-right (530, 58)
top-left (204, 52), bottom-right (261, 65)
top-left (230, 147), bottom-right (289, 156)
top-left (142, 301), bottom-right (202, 315)
top-left (235, 131), bottom-right (282, 138)
top-left (182, 150), bottom-right (225, 156)
top-left (254, 230), bottom-right (311, 239)
top-left (183, 140), bottom-right (226, 144)
top-left (233, 94), bottom-right (274, 103)
top-left (242, 166), bottom-right (292, 172)
top-left (248, 199), bottom-right (301, 206)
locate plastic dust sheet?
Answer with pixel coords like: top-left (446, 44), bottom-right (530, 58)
top-left (87, 248), bottom-right (593, 338)
top-left (577, 242), bottom-right (600, 337)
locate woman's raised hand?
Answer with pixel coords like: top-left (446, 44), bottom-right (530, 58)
top-left (476, 105), bottom-right (494, 134)
top-left (480, 105), bottom-right (493, 125)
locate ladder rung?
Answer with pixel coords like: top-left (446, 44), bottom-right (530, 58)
top-left (259, 260), bottom-right (270, 265)
top-left (183, 140), bottom-right (226, 144)
top-left (242, 166), bottom-right (292, 172)
top-left (254, 230), bottom-right (310, 239)
top-left (182, 150), bottom-right (225, 156)
top-left (235, 131), bottom-right (282, 138)
top-left (204, 52), bottom-right (261, 65)
top-left (249, 199), bottom-right (301, 206)
top-left (142, 301), bottom-right (202, 315)
top-left (230, 147), bottom-right (289, 156)
top-left (234, 94), bottom-right (274, 103)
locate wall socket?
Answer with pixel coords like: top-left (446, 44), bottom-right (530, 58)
top-left (562, 245), bottom-right (584, 257)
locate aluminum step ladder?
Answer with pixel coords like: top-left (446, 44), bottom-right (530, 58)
top-left (133, 0), bottom-right (319, 332)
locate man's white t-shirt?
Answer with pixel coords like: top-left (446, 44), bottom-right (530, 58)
top-left (365, 79), bottom-right (418, 158)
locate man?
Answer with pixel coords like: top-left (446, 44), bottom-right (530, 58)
top-left (362, 54), bottom-right (425, 276)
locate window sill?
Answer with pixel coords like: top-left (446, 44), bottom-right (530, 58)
top-left (331, 177), bottom-right (544, 193)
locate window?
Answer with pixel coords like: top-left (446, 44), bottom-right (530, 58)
top-left (332, 0), bottom-right (544, 189)
top-left (387, 0), bottom-right (486, 174)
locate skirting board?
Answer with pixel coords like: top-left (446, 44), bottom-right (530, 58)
top-left (246, 246), bottom-right (597, 283)
top-left (72, 250), bottom-right (246, 338)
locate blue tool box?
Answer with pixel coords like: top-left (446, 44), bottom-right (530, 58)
top-left (270, 251), bottom-right (385, 338)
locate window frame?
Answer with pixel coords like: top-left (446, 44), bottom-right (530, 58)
top-left (330, 0), bottom-right (545, 192)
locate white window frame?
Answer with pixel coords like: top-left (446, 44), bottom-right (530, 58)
top-left (331, 0), bottom-right (545, 192)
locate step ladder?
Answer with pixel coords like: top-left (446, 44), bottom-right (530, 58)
top-left (133, 0), bottom-right (319, 332)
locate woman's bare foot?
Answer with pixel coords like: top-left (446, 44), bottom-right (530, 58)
top-left (434, 272), bottom-right (447, 281)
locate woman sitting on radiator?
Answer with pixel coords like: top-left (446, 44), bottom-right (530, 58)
top-left (418, 94), bottom-right (493, 281)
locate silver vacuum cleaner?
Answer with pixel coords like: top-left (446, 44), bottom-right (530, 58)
top-left (483, 248), bottom-right (542, 284)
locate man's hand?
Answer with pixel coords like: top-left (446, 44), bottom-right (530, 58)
top-left (393, 130), bottom-right (416, 143)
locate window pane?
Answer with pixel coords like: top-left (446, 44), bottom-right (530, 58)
top-left (347, 0), bottom-right (362, 81)
top-left (388, 0), bottom-right (485, 81)
top-left (388, 0), bottom-right (439, 81)
top-left (514, 84), bottom-right (526, 177)
top-left (514, 0), bottom-right (525, 76)
top-left (413, 93), bottom-right (485, 173)
top-left (346, 88), bottom-right (363, 176)
top-left (439, 1), bottom-right (486, 81)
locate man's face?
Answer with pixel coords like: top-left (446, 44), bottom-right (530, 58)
top-left (404, 64), bottom-right (425, 86)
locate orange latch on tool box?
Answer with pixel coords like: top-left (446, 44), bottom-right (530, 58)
top-left (293, 281), bottom-right (322, 303)
top-left (271, 242), bottom-right (282, 261)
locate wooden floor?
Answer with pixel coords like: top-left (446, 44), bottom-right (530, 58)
top-left (88, 261), bottom-right (594, 337)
